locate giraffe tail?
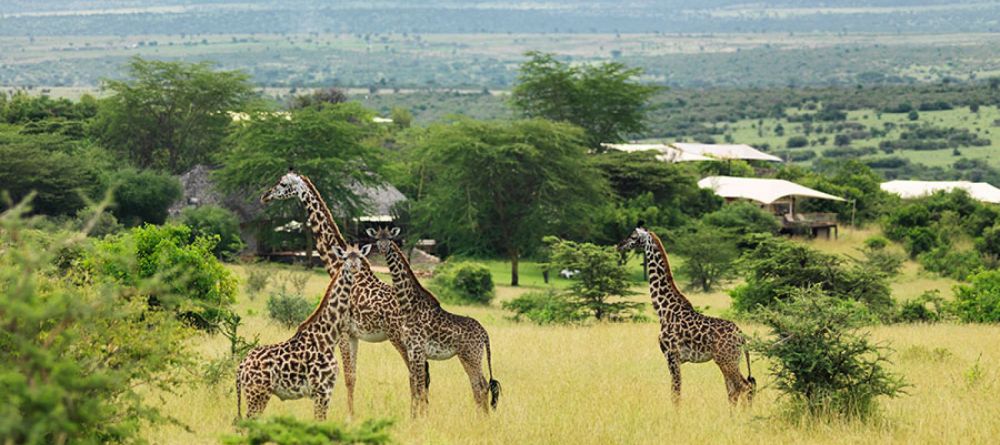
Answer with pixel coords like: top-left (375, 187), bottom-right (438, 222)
top-left (745, 349), bottom-right (756, 390)
top-left (486, 335), bottom-right (501, 410)
top-left (235, 363), bottom-right (243, 422)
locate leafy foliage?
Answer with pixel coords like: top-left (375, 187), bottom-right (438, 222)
top-left (952, 270), bottom-right (1000, 323)
top-left (544, 237), bottom-right (642, 321)
top-left (266, 292), bottom-right (314, 329)
top-left (0, 198), bottom-right (194, 444)
top-left (178, 205), bottom-right (245, 259)
top-left (223, 416), bottom-right (393, 445)
top-left (502, 290), bottom-right (586, 325)
top-left (0, 137), bottom-right (104, 216)
top-left (731, 236), bottom-right (894, 319)
top-left (83, 223), bottom-right (238, 329)
top-left (918, 246), bottom-right (984, 281)
top-left (92, 57), bottom-right (255, 173)
top-left (752, 287), bottom-right (906, 420)
top-left (673, 224), bottom-right (739, 292)
top-left (511, 51), bottom-right (658, 148)
top-left (895, 290), bottom-right (947, 323)
top-left (109, 168), bottom-right (183, 226)
top-left (431, 261), bottom-right (495, 305)
top-left (404, 118), bottom-right (609, 285)
top-left (701, 201), bottom-right (781, 237)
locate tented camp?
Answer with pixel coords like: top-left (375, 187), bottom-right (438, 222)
top-left (600, 143), bottom-right (714, 162)
top-left (698, 176), bottom-right (846, 238)
top-left (671, 143), bottom-right (783, 162)
top-left (880, 180), bottom-right (1000, 204)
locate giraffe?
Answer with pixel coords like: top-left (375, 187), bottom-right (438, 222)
top-left (236, 243), bottom-right (372, 420)
top-left (260, 170), bottom-right (410, 417)
top-left (368, 226), bottom-right (501, 416)
top-left (617, 223), bottom-right (755, 405)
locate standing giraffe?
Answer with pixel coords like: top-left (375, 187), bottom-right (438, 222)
top-left (617, 223), bottom-right (755, 405)
top-left (261, 170), bottom-right (410, 417)
top-left (369, 227), bottom-right (501, 416)
top-left (236, 244), bottom-right (372, 420)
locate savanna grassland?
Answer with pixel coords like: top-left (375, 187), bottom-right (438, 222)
top-left (143, 229), bottom-right (1000, 445)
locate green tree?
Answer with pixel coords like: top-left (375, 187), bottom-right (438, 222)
top-left (953, 269), bottom-right (1000, 322)
top-left (109, 168), bottom-right (183, 226)
top-left (406, 118), bottom-right (609, 285)
top-left (288, 87), bottom-right (349, 110)
top-left (178, 205), bottom-right (245, 259)
top-left (544, 237), bottom-right (641, 320)
top-left (92, 57), bottom-right (255, 172)
top-left (674, 224), bottom-right (739, 292)
top-left (0, 143), bottom-right (103, 216)
top-left (511, 52), bottom-right (659, 148)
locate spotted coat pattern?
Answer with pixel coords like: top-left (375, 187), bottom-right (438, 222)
top-left (235, 245), bottom-right (368, 420)
top-left (618, 227), bottom-right (755, 405)
top-left (370, 227), bottom-right (501, 416)
top-left (261, 172), bottom-right (411, 417)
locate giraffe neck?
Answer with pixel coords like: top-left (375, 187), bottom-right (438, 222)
top-left (297, 176), bottom-right (348, 276)
top-left (295, 267), bottom-right (354, 350)
top-left (383, 241), bottom-right (441, 311)
top-left (643, 231), bottom-right (695, 321)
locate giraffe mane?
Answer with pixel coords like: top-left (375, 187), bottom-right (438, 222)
top-left (297, 174), bottom-right (347, 249)
top-left (647, 230), bottom-right (695, 309)
top-left (390, 241), bottom-right (441, 308)
top-left (296, 269), bottom-right (341, 334)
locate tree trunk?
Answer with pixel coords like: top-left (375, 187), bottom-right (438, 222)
top-left (510, 250), bottom-right (519, 287)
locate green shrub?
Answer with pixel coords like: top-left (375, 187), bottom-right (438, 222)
top-left (84, 223), bottom-right (237, 329)
top-left (502, 290), bottom-right (586, 325)
top-left (859, 236), bottom-right (904, 277)
top-left (731, 236), bottom-right (894, 319)
top-left (752, 287), bottom-right (906, 420)
top-left (918, 246), bottom-right (983, 281)
top-left (895, 291), bottom-right (947, 323)
top-left (976, 223), bottom-right (1000, 259)
top-left (702, 201), bottom-right (781, 237)
top-left (903, 227), bottom-right (941, 258)
top-left (110, 168), bottom-right (183, 226)
top-left (178, 205), bottom-right (245, 259)
top-left (244, 264), bottom-right (271, 300)
top-left (952, 270), bottom-right (1000, 322)
top-left (1, 198), bottom-right (194, 444)
top-left (223, 416), bottom-right (393, 445)
top-left (266, 292), bottom-right (314, 329)
top-left (432, 261), bottom-right (495, 305)
top-left (674, 224), bottom-right (739, 291)
top-left (546, 237), bottom-right (643, 321)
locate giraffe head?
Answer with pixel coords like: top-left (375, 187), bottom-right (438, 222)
top-left (616, 221), bottom-right (652, 253)
top-left (260, 169), bottom-right (309, 204)
top-left (366, 226), bottom-right (401, 256)
top-left (332, 243), bottom-right (373, 279)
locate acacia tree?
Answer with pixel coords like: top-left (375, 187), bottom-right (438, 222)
top-left (92, 57), bottom-right (255, 173)
top-left (407, 118), bottom-right (609, 285)
top-left (511, 51), bottom-right (659, 149)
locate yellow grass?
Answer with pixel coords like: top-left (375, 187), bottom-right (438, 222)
top-left (142, 263), bottom-right (999, 444)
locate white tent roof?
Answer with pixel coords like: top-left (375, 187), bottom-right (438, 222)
top-left (672, 143), bottom-right (783, 162)
top-left (601, 143), bottom-right (714, 162)
top-left (881, 180), bottom-right (1000, 204)
top-left (698, 176), bottom-right (846, 204)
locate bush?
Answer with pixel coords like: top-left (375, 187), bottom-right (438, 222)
top-left (110, 168), bottom-right (183, 226)
top-left (244, 264), bottom-right (271, 300)
top-left (267, 292), bottom-right (315, 329)
top-left (502, 290), bottom-right (587, 325)
top-left (674, 224), bottom-right (739, 291)
top-left (224, 416), bottom-right (393, 445)
top-left (702, 201), bottom-right (781, 237)
top-left (976, 223), bottom-right (1000, 259)
top-left (786, 135), bottom-right (809, 148)
top-left (0, 198), bottom-right (194, 444)
top-left (895, 291), bottom-right (947, 323)
top-left (918, 246), bottom-right (984, 281)
top-left (731, 236), bottom-right (894, 319)
top-left (432, 261), bottom-right (495, 305)
top-left (952, 270), bottom-right (1000, 322)
top-left (83, 223), bottom-right (238, 329)
top-left (859, 236), bottom-right (904, 277)
top-left (178, 205), bottom-right (245, 259)
top-left (545, 237), bottom-right (643, 321)
top-left (752, 287), bottom-right (906, 420)
top-left (0, 143), bottom-right (104, 216)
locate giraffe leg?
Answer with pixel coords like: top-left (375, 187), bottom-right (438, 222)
top-left (458, 350), bottom-right (489, 413)
top-left (716, 357), bottom-right (751, 407)
top-left (406, 348), bottom-right (428, 418)
top-left (312, 386), bottom-right (332, 421)
top-left (339, 336), bottom-right (358, 418)
top-left (660, 341), bottom-right (682, 404)
top-left (244, 387), bottom-right (271, 419)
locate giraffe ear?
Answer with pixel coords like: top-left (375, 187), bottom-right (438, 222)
top-left (365, 228), bottom-right (377, 238)
top-left (359, 244), bottom-right (373, 257)
top-left (332, 244), bottom-right (346, 259)
top-left (389, 227), bottom-right (401, 238)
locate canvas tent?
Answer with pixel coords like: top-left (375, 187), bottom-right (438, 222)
top-left (600, 143), bottom-right (714, 162)
top-left (698, 176), bottom-right (845, 204)
top-left (671, 143), bottom-right (783, 162)
top-left (880, 180), bottom-right (1000, 204)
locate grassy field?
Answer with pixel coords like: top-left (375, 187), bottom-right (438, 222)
top-left (136, 230), bottom-right (1000, 444)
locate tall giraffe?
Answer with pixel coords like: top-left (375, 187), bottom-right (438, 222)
top-left (368, 227), bottom-right (500, 416)
top-left (261, 171), bottom-right (410, 417)
top-left (617, 223), bottom-right (755, 405)
top-left (236, 244), bottom-right (371, 420)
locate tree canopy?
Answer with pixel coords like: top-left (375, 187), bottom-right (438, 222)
top-left (92, 57), bottom-right (255, 173)
top-left (511, 52), bottom-right (659, 148)
top-left (405, 118), bottom-right (610, 285)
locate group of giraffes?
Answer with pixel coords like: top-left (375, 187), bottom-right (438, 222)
top-left (235, 170), bottom-right (755, 422)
